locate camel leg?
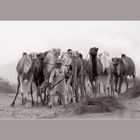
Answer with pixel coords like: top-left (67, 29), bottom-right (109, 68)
top-left (103, 85), bottom-right (106, 95)
top-left (115, 76), bottom-right (118, 93)
top-left (81, 75), bottom-right (86, 97)
top-left (111, 77), bottom-right (114, 96)
top-left (125, 76), bottom-right (129, 92)
top-left (38, 81), bottom-right (47, 105)
top-left (46, 90), bottom-right (50, 105)
top-left (38, 82), bottom-right (45, 105)
top-left (75, 81), bottom-right (79, 102)
top-left (95, 79), bottom-right (98, 96)
top-left (33, 83), bottom-right (39, 106)
top-left (92, 83), bottom-right (95, 97)
top-left (36, 86), bottom-right (41, 106)
top-left (25, 75), bottom-right (34, 107)
top-left (110, 76), bottom-right (115, 96)
top-left (78, 80), bottom-right (81, 102)
top-left (106, 74), bottom-right (111, 96)
top-left (66, 76), bottom-right (73, 103)
top-left (98, 82), bottom-right (101, 94)
top-left (89, 77), bottom-right (95, 98)
top-left (36, 91), bottom-right (39, 106)
top-left (106, 84), bottom-right (110, 96)
top-left (75, 78), bottom-right (79, 102)
top-left (71, 83), bottom-right (76, 103)
top-left (102, 79), bottom-right (106, 95)
top-left (19, 76), bottom-right (25, 105)
top-left (43, 88), bottom-right (47, 104)
top-left (133, 73), bottom-right (136, 86)
top-left (84, 76), bottom-right (90, 98)
top-left (72, 75), bottom-right (77, 102)
top-left (73, 64), bottom-right (78, 102)
top-left (118, 77), bottom-right (123, 94)
top-left (83, 77), bottom-right (87, 96)
top-left (90, 80), bottom-right (96, 97)
top-left (110, 77), bottom-right (113, 96)
top-left (30, 83), bottom-right (34, 106)
top-left (45, 87), bottom-right (48, 102)
top-left (81, 81), bottom-right (86, 102)
top-left (79, 75), bottom-right (86, 102)
top-left (107, 87), bottom-right (110, 96)
top-left (111, 87), bottom-right (114, 96)
top-left (84, 81), bottom-right (87, 96)
top-left (37, 87), bottom-right (45, 105)
top-left (11, 75), bottom-right (20, 107)
top-left (69, 85), bottom-right (73, 103)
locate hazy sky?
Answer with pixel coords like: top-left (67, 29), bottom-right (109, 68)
top-left (0, 21), bottom-right (140, 82)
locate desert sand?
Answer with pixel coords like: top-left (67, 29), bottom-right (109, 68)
top-left (0, 78), bottom-right (140, 120)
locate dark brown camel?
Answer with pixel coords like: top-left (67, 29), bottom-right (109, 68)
top-left (85, 47), bottom-right (103, 97)
top-left (113, 54), bottom-right (136, 94)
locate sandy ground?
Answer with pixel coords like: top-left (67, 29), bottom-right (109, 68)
top-left (0, 78), bottom-right (140, 120)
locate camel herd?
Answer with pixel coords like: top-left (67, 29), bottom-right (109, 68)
top-left (11, 47), bottom-right (136, 108)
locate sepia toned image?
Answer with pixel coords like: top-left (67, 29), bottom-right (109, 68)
top-left (0, 21), bottom-right (140, 120)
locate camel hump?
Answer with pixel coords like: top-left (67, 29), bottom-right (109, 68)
top-left (16, 55), bottom-right (32, 74)
top-left (122, 56), bottom-right (135, 75)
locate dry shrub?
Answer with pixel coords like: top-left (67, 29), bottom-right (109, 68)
top-left (64, 96), bottom-right (124, 115)
top-left (123, 85), bottom-right (140, 99)
top-left (120, 78), bottom-right (140, 99)
top-left (0, 77), bottom-right (16, 93)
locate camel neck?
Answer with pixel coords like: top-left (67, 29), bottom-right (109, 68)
top-left (91, 55), bottom-right (97, 77)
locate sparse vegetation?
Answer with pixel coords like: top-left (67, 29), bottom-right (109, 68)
top-left (119, 78), bottom-right (140, 99)
top-left (63, 96), bottom-right (125, 115)
top-left (0, 77), bottom-right (16, 93)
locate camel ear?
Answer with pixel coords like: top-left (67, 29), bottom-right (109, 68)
top-left (96, 48), bottom-right (98, 51)
top-left (23, 52), bottom-right (27, 56)
top-left (36, 53), bottom-right (40, 57)
top-left (44, 51), bottom-right (48, 57)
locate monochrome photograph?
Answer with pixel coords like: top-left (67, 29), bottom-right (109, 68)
top-left (0, 21), bottom-right (140, 119)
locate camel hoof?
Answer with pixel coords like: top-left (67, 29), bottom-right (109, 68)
top-left (32, 102), bottom-right (35, 106)
top-left (10, 102), bottom-right (15, 107)
top-left (25, 102), bottom-right (32, 108)
top-left (21, 97), bottom-right (27, 106)
top-left (36, 102), bottom-right (39, 106)
top-left (49, 103), bottom-right (53, 108)
top-left (118, 91), bottom-right (121, 94)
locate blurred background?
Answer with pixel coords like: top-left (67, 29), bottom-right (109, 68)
top-left (0, 21), bottom-right (139, 85)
